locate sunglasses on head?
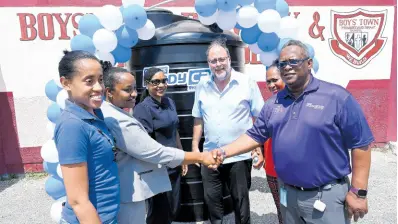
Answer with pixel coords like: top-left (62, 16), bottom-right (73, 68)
top-left (208, 57), bottom-right (229, 65)
top-left (278, 57), bottom-right (310, 69)
top-left (147, 78), bottom-right (168, 86)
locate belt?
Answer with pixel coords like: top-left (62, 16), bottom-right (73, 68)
top-left (286, 177), bottom-right (346, 191)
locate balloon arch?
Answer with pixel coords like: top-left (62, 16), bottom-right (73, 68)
top-left (42, 0), bottom-right (319, 222)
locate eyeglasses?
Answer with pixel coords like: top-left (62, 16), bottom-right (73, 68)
top-left (208, 57), bottom-right (229, 65)
top-left (278, 57), bottom-right (309, 69)
top-left (147, 78), bottom-right (168, 86)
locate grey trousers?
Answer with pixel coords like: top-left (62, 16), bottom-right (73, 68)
top-left (117, 201), bottom-right (146, 224)
top-left (278, 178), bottom-right (351, 224)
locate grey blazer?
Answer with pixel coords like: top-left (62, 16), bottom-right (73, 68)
top-left (101, 101), bottom-right (185, 203)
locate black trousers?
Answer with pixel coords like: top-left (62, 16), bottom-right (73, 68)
top-left (146, 166), bottom-right (182, 224)
top-left (201, 159), bottom-right (252, 224)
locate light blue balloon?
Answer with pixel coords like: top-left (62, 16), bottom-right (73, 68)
top-left (254, 0), bottom-right (276, 12)
top-left (305, 43), bottom-right (315, 58)
top-left (119, 6), bottom-right (125, 14)
top-left (195, 0), bottom-right (218, 17)
top-left (45, 176), bottom-right (66, 200)
top-left (235, 7), bottom-right (244, 30)
top-left (312, 57), bottom-right (319, 73)
top-left (47, 103), bottom-right (62, 123)
top-left (70, 34), bottom-right (96, 54)
top-left (78, 14), bottom-right (103, 38)
top-left (277, 38), bottom-right (292, 53)
top-left (123, 4), bottom-right (148, 30)
top-left (240, 0), bottom-right (255, 6)
top-left (45, 80), bottom-right (62, 102)
top-left (217, 0), bottom-right (239, 12)
top-left (275, 0), bottom-right (289, 17)
top-left (111, 45), bottom-right (132, 63)
top-left (43, 161), bottom-right (58, 176)
top-left (115, 25), bottom-right (139, 48)
top-left (241, 24), bottom-right (262, 44)
top-left (257, 32), bottom-right (280, 52)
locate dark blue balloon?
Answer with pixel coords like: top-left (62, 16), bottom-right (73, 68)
top-left (115, 26), bottom-right (139, 48)
top-left (47, 103), bottom-right (62, 123)
top-left (70, 34), bottom-right (96, 54)
top-left (275, 0), bottom-right (289, 17)
top-left (217, 0), bottom-right (239, 12)
top-left (45, 176), bottom-right (66, 200)
top-left (312, 57), bottom-right (319, 73)
top-left (277, 38), bottom-right (292, 53)
top-left (241, 25), bottom-right (262, 44)
top-left (257, 32), bottom-right (280, 52)
top-left (112, 45), bottom-right (132, 63)
top-left (254, 0), bottom-right (276, 12)
top-left (78, 14), bottom-right (103, 38)
top-left (195, 0), bottom-right (218, 17)
top-left (305, 43), bottom-right (315, 58)
top-left (45, 80), bottom-right (62, 102)
top-left (123, 5), bottom-right (147, 30)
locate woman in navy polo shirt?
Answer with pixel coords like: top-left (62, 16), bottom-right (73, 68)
top-left (54, 50), bottom-right (120, 224)
top-left (133, 67), bottom-right (186, 224)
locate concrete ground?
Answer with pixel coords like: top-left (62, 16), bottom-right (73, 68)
top-left (0, 150), bottom-right (396, 224)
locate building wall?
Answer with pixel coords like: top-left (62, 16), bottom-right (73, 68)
top-left (0, 0), bottom-right (396, 174)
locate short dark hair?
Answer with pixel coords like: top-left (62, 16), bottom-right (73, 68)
top-left (103, 63), bottom-right (135, 91)
top-left (281, 40), bottom-right (309, 58)
top-left (206, 37), bottom-right (231, 59)
top-left (58, 50), bottom-right (99, 79)
top-left (267, 59), bottom-right (279, 70)
top-left (140, 67), bottom-right (164, 102)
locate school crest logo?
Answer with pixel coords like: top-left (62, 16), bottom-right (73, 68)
top-left (329, 9), bottom-right (387, 69)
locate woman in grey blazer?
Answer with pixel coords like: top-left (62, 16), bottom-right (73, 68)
top-left (100, 63), bottom-right (219, 224)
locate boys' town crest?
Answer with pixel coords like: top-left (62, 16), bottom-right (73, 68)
top-left (329, 9), bottom-right (387, 69)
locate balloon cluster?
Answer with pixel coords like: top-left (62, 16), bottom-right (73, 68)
top-left (43, 79), bottom-right (69, 223)
top-left (71, 0), bottom-right (155, 65)
top-left (195, 0), bottom-right (319, 72)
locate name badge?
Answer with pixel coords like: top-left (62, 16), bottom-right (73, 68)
top-left (280, 187), bottom-right (287, 207)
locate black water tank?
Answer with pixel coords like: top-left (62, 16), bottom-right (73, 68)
top-left (129, 9), bottom-right (246, 222)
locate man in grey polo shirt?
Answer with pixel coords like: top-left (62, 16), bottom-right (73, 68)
top-left (213, 40), bottom-right (373, 224)
top-left (192, 38), bottom-right (264, 224)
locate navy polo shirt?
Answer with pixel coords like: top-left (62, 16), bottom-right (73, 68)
top-left (247, 76), bottom-right (374, 188)
top-left (133, 96), bottom-right (179, 148)
top-left (54, 100), bottom-right (120, 223)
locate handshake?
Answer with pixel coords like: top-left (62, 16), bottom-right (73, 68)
top-left (198, 149), bottom-right (224, 170)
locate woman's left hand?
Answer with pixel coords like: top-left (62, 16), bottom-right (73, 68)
top-left (182, 165), bottom-right (188, 176)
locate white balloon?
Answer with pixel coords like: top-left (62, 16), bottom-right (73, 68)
top-left (95, 5), bottom-right (123, 31)
top-left (237, 6), bottom-right (259, 28)
top-left (95, 51), bottom-right (115, 65)
top-left (93, 29), bottom-right (118, 53)
top-left (198, 10), bottom-right (219, 25)
top-left (258, 9), bottom-right (281, 33)
top-left (56, 164), bottom-right (63, 179)
top-left (249, 43), bottom-right (262, 54)
top-left (217, 10), bottom-right (237, 31)
top-left (56, 89), bottom-right (68, 110)
top-left (50, 197), bottom-right (66, 223)
top-left (277, 16), bottom-right (299, 39)
top-left (260, 50), bottom-right (278, 66)
top-left (46, 122), bottom-right (56, 137)
top-left (137, 20), bottom-right (156, 40)
top-left (122, 0), bottom-right (145, 7)
top-left (40, 140), bottom-right (59, 163)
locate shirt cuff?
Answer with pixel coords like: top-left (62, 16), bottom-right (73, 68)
top-left (166, 148), bottom-right (185, 168)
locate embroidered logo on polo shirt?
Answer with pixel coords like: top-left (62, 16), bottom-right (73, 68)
top-left (306, 103), bottom-right (325, 110)
top-left (272, 105), bottom-right (284, 114)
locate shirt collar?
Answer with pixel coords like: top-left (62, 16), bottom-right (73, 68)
top-left (64, 99), bottom-right (104, 120)
top-left (147, 96), bottom-right (168, 109)
top-left (279, 75), bottom-right (320, 99)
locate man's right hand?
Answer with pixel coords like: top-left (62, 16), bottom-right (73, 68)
top-left (201, 151), bottom-right (221, 170)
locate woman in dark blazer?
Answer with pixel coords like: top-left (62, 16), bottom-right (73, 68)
top-left (133, 67), bottom-right (185, 224)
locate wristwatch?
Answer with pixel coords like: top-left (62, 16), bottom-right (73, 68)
top-left (350, 187), bottom-right (368, 199)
